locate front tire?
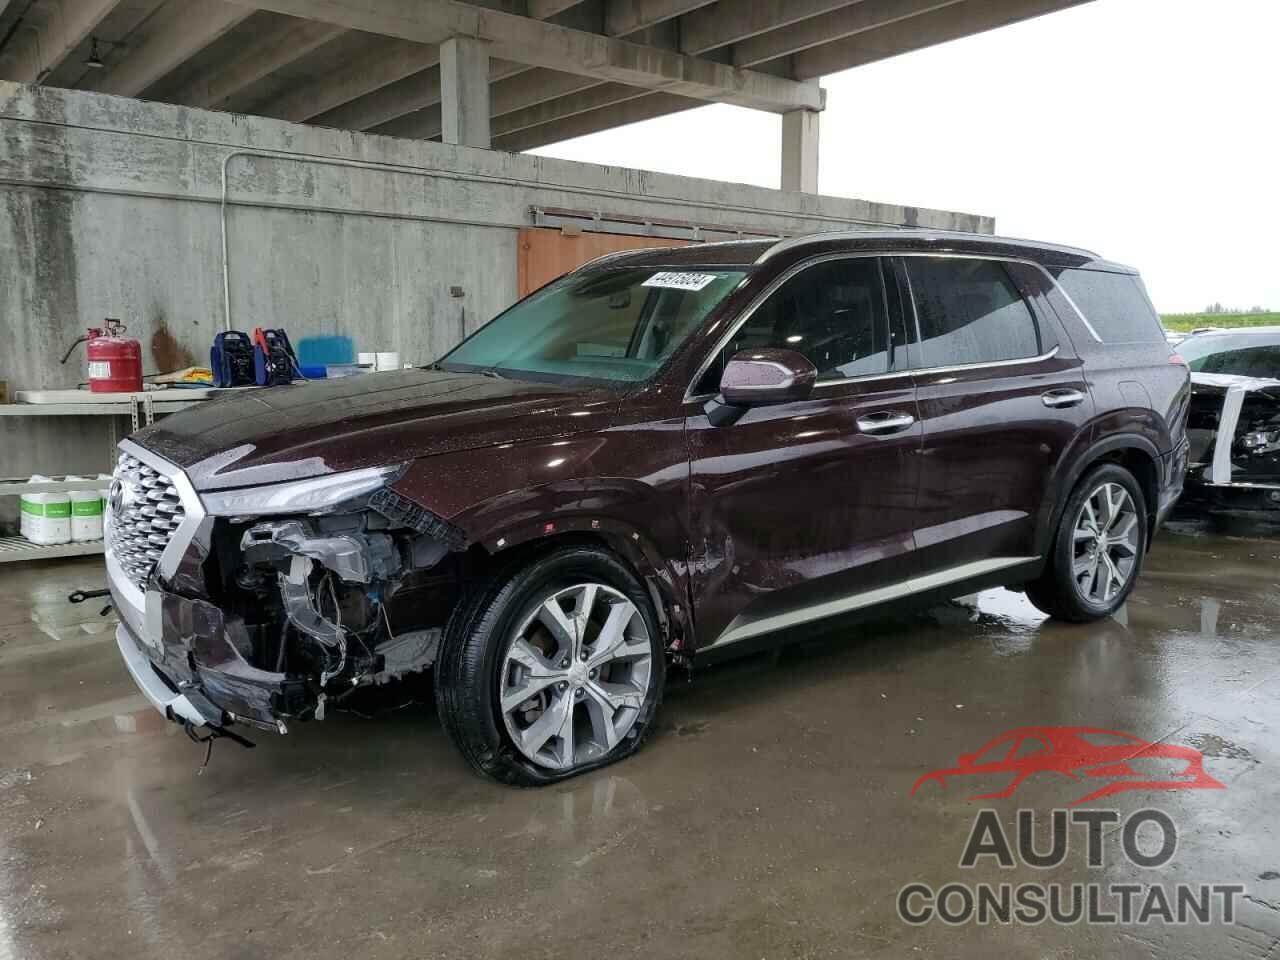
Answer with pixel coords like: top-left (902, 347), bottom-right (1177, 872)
top-left (435, 545), bottom-right (666, 786)
top-left (1025, 463), bottom-right (1148, 622)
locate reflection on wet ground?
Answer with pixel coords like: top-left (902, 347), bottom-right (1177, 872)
top-left (2, 521), bottom-right (1279, 958)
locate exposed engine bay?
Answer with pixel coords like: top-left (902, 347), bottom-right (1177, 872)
top-left (185, 487), bottom-right (470, 729)
top-left (1184, 373), bottom-right (1280, 516)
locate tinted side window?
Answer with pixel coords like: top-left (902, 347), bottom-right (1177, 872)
top-left (1054, 268), bottom-right (1163, 343)
top-left (696, 257), bottom-right (889, 393)
top-left (905, 258), bottom-right (1041, 367)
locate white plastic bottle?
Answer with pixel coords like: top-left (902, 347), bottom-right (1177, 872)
top-left (22, 477), bottom-right (72, 545)
top-left (69, 477), bottom-right (105, 542)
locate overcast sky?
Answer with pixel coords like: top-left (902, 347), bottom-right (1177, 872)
top-left (531, 0), bottom-right (1279, 314)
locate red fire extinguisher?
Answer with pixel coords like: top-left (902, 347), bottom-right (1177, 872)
top-left (61, 318), bottom-right (144, 393)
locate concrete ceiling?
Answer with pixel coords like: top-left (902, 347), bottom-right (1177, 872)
top-left (0, 0), bottom-right (1090, 151)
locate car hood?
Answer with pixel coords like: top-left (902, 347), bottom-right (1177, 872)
top-left (134, 368), bottom-right (621, 491)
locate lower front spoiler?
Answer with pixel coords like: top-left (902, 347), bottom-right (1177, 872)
top-left (1180, 480), bottom-right (1280, 520)
top-left (116, 623), bottom-right (224, 728)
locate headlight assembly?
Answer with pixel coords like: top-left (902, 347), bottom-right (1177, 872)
top-left (201, 465), bottom-right (403, 517)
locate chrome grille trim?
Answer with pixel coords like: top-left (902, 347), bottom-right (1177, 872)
top-left (107, 452), bottom-right (186, 590)
top-left (105, 440), bottom-right (206, 594)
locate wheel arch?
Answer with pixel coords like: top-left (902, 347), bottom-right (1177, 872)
top-left (1038, 434), bottom-right (1162, 558)
top-left (453, 488), bottom-right (692, 654)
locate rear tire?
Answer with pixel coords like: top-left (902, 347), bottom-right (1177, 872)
top-left (1025, 463), bottom-right (1149, 622)
top-left (435, 545), bottom-right (665, 786)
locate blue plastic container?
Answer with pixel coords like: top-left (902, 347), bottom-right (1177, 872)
top-left (297, 335), bottom-right (355, 368)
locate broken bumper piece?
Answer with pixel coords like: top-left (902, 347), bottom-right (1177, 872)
top-left (116, 622), bottom-right (223, 728)
top-left (114, 587), bottom-right (310, 734)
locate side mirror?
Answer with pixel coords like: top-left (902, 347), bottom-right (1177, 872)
top-left (720, 348), bottom-right (817, 406)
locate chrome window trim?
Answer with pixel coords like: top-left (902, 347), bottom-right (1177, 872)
top-left (685, 250), bottom-right (1069, 402)
top-left (707, 555), bottom-right (1041, 649)
top-left (684, 251), bottom-right (885, 402)
top-left (1040, 270), bottom-right (1104, 343)
top-left (897, 253), bottom-right (1061, 368)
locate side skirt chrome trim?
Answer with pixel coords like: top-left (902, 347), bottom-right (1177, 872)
top-left (706, 555), bottom-right (1041, 650)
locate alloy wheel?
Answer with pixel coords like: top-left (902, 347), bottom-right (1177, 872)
top-left (1071, 481), bottom-right (1140, 605)
top-left (500, 583), bottom-right (653, 771)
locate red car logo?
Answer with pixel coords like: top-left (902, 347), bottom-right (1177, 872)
top-left (911, 726), bottom-right (1225, 806)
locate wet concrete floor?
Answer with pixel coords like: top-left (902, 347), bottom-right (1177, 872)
top-left (1, 522), bottom-right (1279, 959)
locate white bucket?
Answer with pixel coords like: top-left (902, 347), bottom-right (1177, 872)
top-left (21, 476), bottom-right (72, 545)
top-left (69, 476), bottom-right (105, 542)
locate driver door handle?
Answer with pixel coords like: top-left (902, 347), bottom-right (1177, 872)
top-left (1041, 388), bottom-right (1086, 409)
top-left (857, 411), bottom-right (915, 435)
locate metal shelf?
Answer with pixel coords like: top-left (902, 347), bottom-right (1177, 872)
top-left (0, 536), bottom-right (104, 563)
top-left (0, 477), bottom-right (109, 496)
top-left (0, 400), bottom-right (200, 416)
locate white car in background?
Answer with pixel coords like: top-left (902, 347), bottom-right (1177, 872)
top-left (1179, 328), bottom-right (1280, 519)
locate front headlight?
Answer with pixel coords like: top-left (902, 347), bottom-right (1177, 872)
top-left (201, 465), bottom-right (402, 517)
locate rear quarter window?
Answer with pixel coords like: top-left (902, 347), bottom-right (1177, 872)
top-left (1054, 268), bottom-right (1164, 343)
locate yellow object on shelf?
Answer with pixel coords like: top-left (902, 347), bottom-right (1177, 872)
top-left (153, 366), bottom-right (214, 386)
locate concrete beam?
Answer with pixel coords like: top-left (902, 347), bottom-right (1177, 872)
top-left (322, 0), bottom-right (696, 134)
top-left (604, 0), bottom-right (713, 37)
top-left (88, 1), bottom-right (253, 97)
top-left (493, 91), bottom-right (700, 151)
top-left (373, 68), bottom-right (596, 139)
top-left (491, 0), bottom-right (1084, 153)
top-left (792, 0), bottom-right (1092, 79)
top-left (440, 35), bottom-right (491, 147)
top-left (0, 0), bottom-right (125, 82)
top-left (678, 0), bottom-right (854, 56)
top-left (228, 0), bottom-right (824, 113)
top-left (780, 108), bottom-right (819, 193)
top-left (526, 0), bottom-right (585, 17)
top-left (313, 59), bottom-right (522, 130)
top-left (251, 0), bottom-right (560, 124)
top-left (733, 0), bottom-right (964, 66)
top-left (463, 0), bottom-right (865, 153)
top-left (161, 17), bottom-right (345, 109)
top-left (493, 80), bottom-right (650, 137)
top-left (258, 38), bottom-right (439, 122)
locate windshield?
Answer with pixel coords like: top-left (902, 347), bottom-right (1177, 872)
top-left (439, 267), bottom-right (747, 383)
top-left (1180, 332), bottom-right (1280, 378)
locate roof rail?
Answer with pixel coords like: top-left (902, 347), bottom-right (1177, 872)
top-left (754, 229), bottom-right (1101, 264)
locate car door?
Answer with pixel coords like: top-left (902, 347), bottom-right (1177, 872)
top-left (897, 255), bottom-right (1094, 578)
top-left (683, 255), bottom-right (922, 652)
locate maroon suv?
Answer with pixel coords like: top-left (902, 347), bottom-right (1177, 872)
top-left (106, 230), bottom-right (1189, 784)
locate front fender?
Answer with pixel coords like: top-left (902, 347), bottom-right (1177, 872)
top-left (389, 422), bottom-right (693, 648)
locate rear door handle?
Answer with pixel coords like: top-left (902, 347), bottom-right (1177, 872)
top-left (1041, 389), bottom-right (1086, 409)
top-left (857, 411), bottom-right (915, 435)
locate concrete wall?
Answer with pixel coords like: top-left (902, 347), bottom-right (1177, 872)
top-left (0, 82), bottom-right (992, 525)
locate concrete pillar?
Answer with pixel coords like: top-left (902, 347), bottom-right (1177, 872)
top-left (440, 36), bottom-right (491, 149)
top-left (780, 109), bottom-right (820, 194)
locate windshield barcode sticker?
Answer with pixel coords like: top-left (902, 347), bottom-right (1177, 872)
top-left (642, 272), bottom-right (718, 292)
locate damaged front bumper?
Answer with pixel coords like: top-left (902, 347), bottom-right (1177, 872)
top-left (109, 545), bottom-right (307, 733)
top-left (106, 439), bottom-right (453, 739)
top-left (1184, 373), bottom-right (1280, 518)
